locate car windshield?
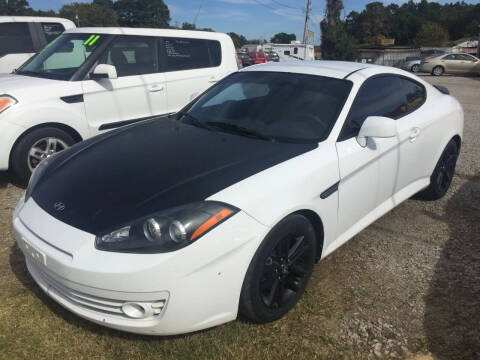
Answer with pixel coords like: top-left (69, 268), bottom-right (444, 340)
top-left (182, 71), bottom-right (353, 143)
top-left (16, 33), bottom-right (106, 80)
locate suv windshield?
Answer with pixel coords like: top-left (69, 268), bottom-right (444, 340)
top-left (17, 33), bottom-right (106, 80)
top-left (183, 71), bottom-right (352, 143)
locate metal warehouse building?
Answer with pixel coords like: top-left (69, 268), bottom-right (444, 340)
top-left (357, 46), bottom-right (421, 67)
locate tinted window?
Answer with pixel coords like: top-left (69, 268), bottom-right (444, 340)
top-left (102, 36), bottom-right (157, 77)
top-left (0, 22), bottom-right (34, 56)
top-left (284, 50), bottom-right (290, 55)
top-left (185, 72), bottom-right (353, 143)
top-left (339, 76), bottom-right (426, 140)
top-left (443, 54), bottom-right (457, 60)
top-left (163, 38), bottom-right (221, 71)
top-left (17, 33), bottom-right (105, 80)
top-left (294, 47), bottom-right (298, 54)
top-left (258, 51), bottom-right (265, 58)
top-left (41, 22), bottom-right (65, 43)
top-left (248, 52), bottom-right (256, 58)
top-left (457, 54), bottom-right (476, 61)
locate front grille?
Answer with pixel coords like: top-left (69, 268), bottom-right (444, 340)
top-left (30, 262), bottom-right (166, 319)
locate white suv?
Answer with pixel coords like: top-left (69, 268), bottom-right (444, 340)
top-left (0, 27), bottom-right (238, 182)
top-left (0, 16), bottom-right (75, 73)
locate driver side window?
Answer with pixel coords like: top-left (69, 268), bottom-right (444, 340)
top-left (339, 76), bottom-right (426, 141)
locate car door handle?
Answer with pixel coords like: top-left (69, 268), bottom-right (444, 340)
top-left (208, 79), bottom-right (217, 83)
top-left (409, 127), bottom-right (421, 142)
top-left (148, 84), bottom-right (164, 92)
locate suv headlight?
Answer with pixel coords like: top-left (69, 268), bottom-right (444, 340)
top-left (0, 95), bottom-right (17, 114)
top-left (95, 202), bottom-right (239, 253)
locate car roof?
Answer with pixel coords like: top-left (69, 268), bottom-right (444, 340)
top-left (65, 27), bottom-right (230, 41)
top-left (241, 61), bottom-right (381, 79)
top-left (0, 16), bottom-right (75, 27)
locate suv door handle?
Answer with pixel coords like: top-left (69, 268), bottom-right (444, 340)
top-left (409, 127), bottom-right (421, 142)
top-left (148, 84), bottom-right (164, 92)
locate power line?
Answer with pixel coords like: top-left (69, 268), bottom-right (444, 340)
top-left (270, 0), bottom-right (304, 11)
top-left (251, 0), bottom-right (277, 11)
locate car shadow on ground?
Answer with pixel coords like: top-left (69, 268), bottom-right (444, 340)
top-left (8, 244), bottom-right (212, 341)
top-left (423, 173), bottom-right (480, 359)
top-left (0, 170), bottom-right (25, 189)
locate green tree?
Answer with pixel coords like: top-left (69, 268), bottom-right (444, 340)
top-left (321, 0), bottom-right (356, 60)
top-left (114, 0), bottom-right (170, 28)
top-left (0, 0), bottom-right (30, 15)
top-left (270, 32), bottom-right (296, 44)
top-left (93, 0), bottom-right (114, 11)
top-left (228, 32), bottom-right (247, 49)
top-left (59, 2), bottom-right (118, 27)
top-left (181, 22), bottom-right (196, 30)
top-left (415, 22), bottom-right (449, 46)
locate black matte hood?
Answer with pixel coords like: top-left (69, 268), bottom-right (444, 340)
top-left (32, 117), bottom-right (316, 235)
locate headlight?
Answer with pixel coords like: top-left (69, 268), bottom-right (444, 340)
top-left (24, 155), bottom-right (53, 201)
top-left (0, 95), bottom-right (17, 114)
top-left (95, 202), bottom-right (239, 253)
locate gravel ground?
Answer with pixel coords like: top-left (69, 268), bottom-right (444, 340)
top-left (0, 75), bottom-right (478, 360)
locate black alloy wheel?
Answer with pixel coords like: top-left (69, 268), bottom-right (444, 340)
top-left (239, 214), bottom-right (317, 323)
top-left (417, 139), bottom-right (459, 200)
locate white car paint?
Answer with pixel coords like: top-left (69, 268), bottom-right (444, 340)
top-left (0, 27), bottom-right (238, 172)
top-left (13, 61), bottom-right (463, 335)
top-left (0, 16), bottom-right (75, 73)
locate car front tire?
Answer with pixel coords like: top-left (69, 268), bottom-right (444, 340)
top-left (239, 214), bottom-right (317, 323)
top-left (432, 66), bottom-right (444, 76)
top-left (416, 139), bottom-right (458, 201)
top-left (411, 64), bottom-right (420, 73)
top-left (11, 127), bottom-right (75, 185)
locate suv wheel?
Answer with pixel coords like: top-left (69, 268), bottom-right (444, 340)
top-left (11, 127), bottom-right (75, 185)
top-left (239, 214), bottom-right (316, 323)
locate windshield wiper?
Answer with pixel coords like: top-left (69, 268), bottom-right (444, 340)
top-left (205, 121), bottom-right (275, 142)
top-left (178, 112), bottom-right (214, 131)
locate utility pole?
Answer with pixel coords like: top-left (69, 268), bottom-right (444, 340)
top-left (302, 0), bottom-right (311, 44)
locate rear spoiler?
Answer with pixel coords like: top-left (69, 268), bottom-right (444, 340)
top-left (434, 85), bottom-right (450, 95)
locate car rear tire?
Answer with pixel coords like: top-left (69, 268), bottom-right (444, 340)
top-left (432, 66), bottom-right (444, 76)
top-left (11, 127), bottom-right (75, 185)
top-left (239, 214), bottom-right (316, 323)
top-left (411, 64), bottom-right (420, 73)
top-left (416, 139), bottom-right (458, 201)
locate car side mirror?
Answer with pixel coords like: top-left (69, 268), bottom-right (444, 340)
top-left (357, 116), bottom-right (396, 147)
top-left (91, 64), bottom-right (117, 80)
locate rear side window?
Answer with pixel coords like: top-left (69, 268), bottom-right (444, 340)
top-left (102, 36), bottom-right (157, 77)
top-left (163, 37), bottom-right (221, 72)
top-left (339, 75), bottom-right (426, 141)
top-left (0, 22), bottom-right (34, 56)
top-left (41, 22), bottom-right (65, 43)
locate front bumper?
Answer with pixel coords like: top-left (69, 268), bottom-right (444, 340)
top-left (13, 197), bottom-right (268, 335)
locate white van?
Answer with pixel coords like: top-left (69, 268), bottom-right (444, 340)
top-left (0, 27), bottom-right (238, 182)
top-left (0, 16), bottom-right (75, 73)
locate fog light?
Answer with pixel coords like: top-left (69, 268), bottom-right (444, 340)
top-left (121, 302), bottom-right (146, 319)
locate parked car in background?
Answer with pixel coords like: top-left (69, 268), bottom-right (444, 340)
top-left (0, 16), bottom-right (75, 73)
top-left (266, 51), bottom-right (280, 62)
top-left (421, 53), bottom-right (480, 76)
top-left (237, 52), bottom-right (252, 67)
top-left (247, 51), bottom-right (268, 65)
top-left (404, 56), bottom-right (422, 73)
top-left (0, 27), bottom-right (238, 183)
top-left (14, 61), bottom-right (463, 335)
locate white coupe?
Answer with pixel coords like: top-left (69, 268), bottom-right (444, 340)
top-left (13, 61), bottom-right (463, 335)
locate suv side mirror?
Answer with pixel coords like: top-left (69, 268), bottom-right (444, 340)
top-left (357, 116), bottom-right (396, 147)
top-left (91, 64), bottom-right (117, 80)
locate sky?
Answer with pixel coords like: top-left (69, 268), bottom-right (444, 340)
top-left (28, 0), bottom-right (479, 44)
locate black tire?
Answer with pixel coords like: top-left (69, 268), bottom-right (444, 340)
top-left (411, 64), bottom-right (420, 73)
top-left (11, 127), bottom-right (75, 185)
top-left (239, 214), bottom-right (317, 323)
top-left (432, 66), bottom-right (444, 76)
top-left (416, 139), bottom-right (458, 201)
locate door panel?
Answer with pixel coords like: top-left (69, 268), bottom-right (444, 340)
top-left (82, 35), bottom-right (168, 134)
top-left (82, 73), bottom-right (167, 133)
top-left (335, 137), bottom-right (399, 238)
